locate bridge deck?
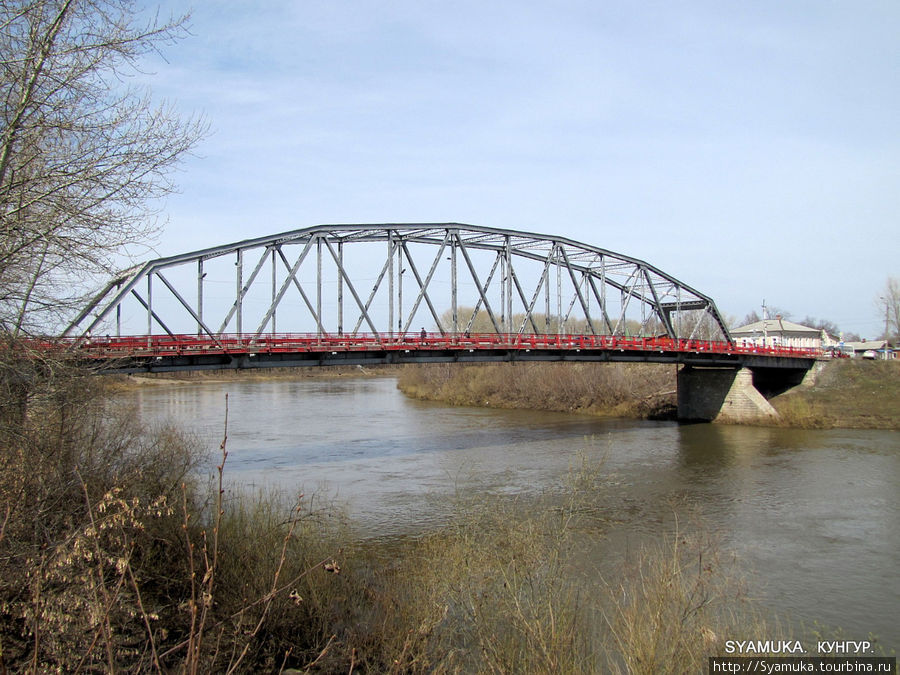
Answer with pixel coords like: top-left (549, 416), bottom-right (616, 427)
top-left (51, 333), bottom-right (821, 372)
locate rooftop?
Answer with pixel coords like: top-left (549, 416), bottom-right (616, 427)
top-left (732, 318), bottom-right (823, 335)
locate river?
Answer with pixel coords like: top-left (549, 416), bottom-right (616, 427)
top-left (128, 375), bottom-right (900, 650)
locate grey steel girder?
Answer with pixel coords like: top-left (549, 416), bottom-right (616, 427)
top-left (63, 223), bottom-right (733, 342)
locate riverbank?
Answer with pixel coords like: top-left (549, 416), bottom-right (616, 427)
top-left (6, 360), bottom-right (896, 670)
top-left (0, 384), bottom-right (787, 673)
top-left (396, 360), bottom-right (900, 429)
top-left (770, 359), bottom-right (900, 429)
top-left (397, 361), bottom-right (678, 419)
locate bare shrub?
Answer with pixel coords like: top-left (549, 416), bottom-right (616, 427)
top-left (0, 353), bottom-right (201, 671)
top-left (0, 357), bottom-right (350, 672)
top-left (0, 359), bottom-right (784, 672)
top-left (184, 487), bottom-right (352, 672)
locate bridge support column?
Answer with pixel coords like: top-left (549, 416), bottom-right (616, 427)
top-left (677, 366), bottom-right (779, 423)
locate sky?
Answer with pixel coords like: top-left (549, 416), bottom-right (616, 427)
top-left (135, 1), bottom-right (898, 338)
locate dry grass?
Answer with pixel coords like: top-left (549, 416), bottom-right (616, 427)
top-left (343, 473), bottom-right (601, 673)
top-left (601, 521), bottom-right (775, 674)
top-left (398, 362), bottom-right (677, 419)
top-left (771, 359), bottom-right (900, 429)
top-left (398, 359), bottom-right (900, 430)
top-left (0, 356), bottom-right (346, 672)
top-left (322, 462), bottom-right (781, 673)
top-left (0, 354), bottom-right (786, 672)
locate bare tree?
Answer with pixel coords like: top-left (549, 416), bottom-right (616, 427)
top-left (0, 0), bottom-right (207, 336)
top-left (739, 305), bottom-right (793, 328)
top-left (799, 316), bottom-right (840, 339)
top-left (877, 277), bottom-right (900, 342)
top-left (739, 310), bottom-right (761, 327)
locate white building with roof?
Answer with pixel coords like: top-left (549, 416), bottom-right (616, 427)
top-left (730, 317), bottom-right (834, 350)
top-left (844, 340), bottom-right (895, 359)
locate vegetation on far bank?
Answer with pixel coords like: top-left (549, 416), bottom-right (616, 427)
top-left (397, 362), bottom-right (678, 420)
top-left (771, 359), bottom-right (900, 430)
top-left (396, 359), bottom-right (900, 430)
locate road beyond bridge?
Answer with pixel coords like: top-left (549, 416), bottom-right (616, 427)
top-left (60, 223), bottom-right (822, 421)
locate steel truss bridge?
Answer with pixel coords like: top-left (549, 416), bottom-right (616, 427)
top-left (61, 223), bottom-right (819, 372)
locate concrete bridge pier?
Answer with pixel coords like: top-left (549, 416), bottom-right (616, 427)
top-left (677, 366), bottom-right (780, 423)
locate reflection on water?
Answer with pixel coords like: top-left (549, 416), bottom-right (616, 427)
top-left (128, 376), bottom-right (900, 649)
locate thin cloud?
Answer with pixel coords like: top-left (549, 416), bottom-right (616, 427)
top-left (134, 0), bottom-right (899, 335)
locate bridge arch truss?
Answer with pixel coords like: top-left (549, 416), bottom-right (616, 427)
top-left (65, 223), bottom-right (732, 343)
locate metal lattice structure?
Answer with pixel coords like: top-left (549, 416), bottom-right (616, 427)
top-left (64, 223), bottom-right (732, 342)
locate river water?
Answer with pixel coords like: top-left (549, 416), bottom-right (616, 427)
top-left (128, 376), bottom-right (899, 650)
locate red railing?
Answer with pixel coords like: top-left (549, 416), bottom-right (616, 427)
top-left (40, 332), bottom-right (823, 360)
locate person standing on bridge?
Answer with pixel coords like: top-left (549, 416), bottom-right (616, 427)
top-left (420, 327), bottom-right (426, 342)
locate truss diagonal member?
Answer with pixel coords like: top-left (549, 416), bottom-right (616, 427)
top-left (130, 289), bottom-right (175, 337)
top-left (508, 261), bottom-right (541, 334)
top-left (214, 247), bottom-right (271, 335)
top-left (400, 234), bottom-right (448, 334)
top-left (687, 309), bottom-right (707, 341)
top-left (465, 252), bottom-right (502, 333)
top-left (559, 247), bottom-right (597, 335)
top-left (352, 240), bottom-right (396, 335)
top-left (518, 255), bottom-right (551, 334)
top-left (63, 264), bottom-right (151, 337)
top-left (562, 284), bottom-right (579, 327)
top-left (323, 238), bottom-right (379, 334)
top-left (251, 239), bottom-right (317, 336)
top-left (155, 272), bottom-right (223, 344)
top-left (642, 268), bottom-right (675, 338)
top-left (612, 265), bottom-right (641, 335)
top-left (540, 252), bottom-right (658, 313)
top-left (272, 244), bottom-right (321, 333)
top-left (706, 302), bottom-right (731, 344)
top-left (457, 235), bottom-right (502, 333)
top-left (586, 273), bottom-right (614, 334)
top-left (63, 276), bottom-right (127, 338)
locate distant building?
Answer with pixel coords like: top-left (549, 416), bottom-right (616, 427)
top-left (844, 340), bottom-right (895, 359)
top-left (730, 317), bottom-right (835, 350)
